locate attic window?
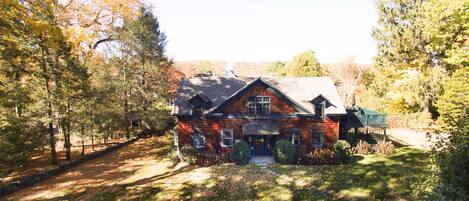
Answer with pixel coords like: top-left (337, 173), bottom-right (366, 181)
top-left (248, 96), bottom-right (270, 116)
top-left (311, 95), bottom-right (328, 119)
top-left (190, 94), bottom-right (211, 117)
top-left (314, 101), bottom-right (325, 119)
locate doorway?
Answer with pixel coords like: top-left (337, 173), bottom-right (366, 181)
top-left (244, 135), bottom-right (276, 156)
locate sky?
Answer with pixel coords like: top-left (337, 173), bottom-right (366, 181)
top-left (153, 0), bottom-right (378, 64)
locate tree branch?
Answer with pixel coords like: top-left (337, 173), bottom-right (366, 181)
top-left (92, 37), bottom-right (114, 49)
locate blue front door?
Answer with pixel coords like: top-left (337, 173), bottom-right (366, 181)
top-left (246, 136), bottom-right (275, 156)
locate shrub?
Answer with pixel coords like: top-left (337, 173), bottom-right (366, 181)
top-left (0, 117), bottom-right (43, 169)
top-left (180, 145), bottom-right (199, 165)
top-left (231, 140), bottom-right (251, 165)
top-left (333, 140), bottom-right (352, 164)
top-left (297, 147), bottom-right (337, 165)
top-left (351, 140), bottom-right (372, 155)
top-left (375, 140), bottom-right (394, 155)
top-left (273, 140), bottom-right (296, 164)
top-left (197, 151), bottom-right (227, 166)
top-left (166, 147), bottom-right (180, 164)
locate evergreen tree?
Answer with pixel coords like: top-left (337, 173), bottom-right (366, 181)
top-left (117, 7), bottom-right (172, 134)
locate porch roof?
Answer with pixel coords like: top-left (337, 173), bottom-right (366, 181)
top-left (242, 122), bottom-right (280, 135)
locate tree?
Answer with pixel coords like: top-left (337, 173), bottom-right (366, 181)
top-left (416, 68), bottom-right (469, 200)
top-left (117, 7), bottom-right (171, 135)
top-left (54, 0), bottom-right (143, 57)
top-left (266, 60), bottom-right (285, 75)
top-left (272, 50), bottom-right (326, 77)
top-left (372, 0), bottom-right (468, 115)
top-left (197, 61), bottom-right (215, 74)
top-left (1, 0), bottom-right (172, 170)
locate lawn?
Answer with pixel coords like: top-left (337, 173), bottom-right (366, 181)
top-left (4, 136), bottom-right (430, 201)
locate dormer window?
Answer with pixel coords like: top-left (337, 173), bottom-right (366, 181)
top-left (193, 102), bottom-right (204, 117)
top-left (248, 96), bottom-right (270, 116)
top-left (311, 95), bottom-right (328, 119)
top-left (314, 101), bottom-right (325, 119)
top-left (189, 94), bottom-right (211, 118)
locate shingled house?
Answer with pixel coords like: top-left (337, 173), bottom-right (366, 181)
top-left (171, 76), bottom-right (346, 158)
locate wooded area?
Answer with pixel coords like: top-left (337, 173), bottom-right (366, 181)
top-left (0, 0), bottom-right (467, 200)
top-left (0, 0), bottom-right (172, 172)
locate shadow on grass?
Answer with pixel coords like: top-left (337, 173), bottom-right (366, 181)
top-left (38, 162), bottom-right (196, 201)
top-left (33, 137), bottom-right (430, 201)
top-left (196, 142), bottom-right (429, 201)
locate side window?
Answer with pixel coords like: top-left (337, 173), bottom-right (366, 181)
top-left (192, 133), bottom-right (205, 148)
top-left (291, 129), bottom-right (301, 145)
top-left (174, 131), bottom-right (179, 146)
top-left (312, 131), bottom-right (324, 148)
top-left (221, 129), bottom-right (234, 147)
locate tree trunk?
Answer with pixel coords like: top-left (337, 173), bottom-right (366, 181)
top-left (65, 100), bottom-right (71, 161)
top-left (81, 125), bottom-right (85, 156)
top-left (41, 47), bottom-right (58, 165)
top-left (91, 134), bottom-right (95, 151)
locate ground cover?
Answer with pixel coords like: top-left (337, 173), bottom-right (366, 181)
top-left (3, 136), bottom-right (429, 201)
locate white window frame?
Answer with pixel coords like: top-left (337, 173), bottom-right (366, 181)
top-left (192, 133), bottom-right (205, 148)
top-left (314, 101), bottom-right (326, 119)
top-left (312, 131), bottom-right (324, 148)
top-left (221, 129), bottom-right (234, 147)
top-left (291, 129), bottom-right (302, 146)
top-left (247, 96), bottom-right (271, 115)
top-left (174, 131), bottom-right (179, 146)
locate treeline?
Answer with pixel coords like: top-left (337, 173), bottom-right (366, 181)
top-left (371, 0), bottom-right (468, 199)
top-left (0, 0), bottom-right (172, 171)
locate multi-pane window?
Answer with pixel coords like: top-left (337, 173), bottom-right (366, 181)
top-left (221, 129), bottom-right (234, 147)
top-left (291, 129), bottom-right (301, 145)
top-left (312, 131), bottom-right (324, 148)
top-left (192, 133), bottom-right (205, 148)
top-left (248, 96), bottom-right (270, 115)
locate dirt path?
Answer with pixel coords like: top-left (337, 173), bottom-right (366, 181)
top-left (2, 137), bottom-right (177, 201)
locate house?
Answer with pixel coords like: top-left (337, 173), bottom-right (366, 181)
top-left (171, 75), bottom-right (346, 159)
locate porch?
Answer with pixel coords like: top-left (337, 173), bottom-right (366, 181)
top-left (242, 122), bottom-right (280, 157)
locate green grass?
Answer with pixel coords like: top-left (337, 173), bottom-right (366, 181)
top-left (187, 146), bottom-right (430, 201)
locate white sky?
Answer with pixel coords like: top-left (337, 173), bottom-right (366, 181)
top-left (153, 0), bottom-right (378, 64)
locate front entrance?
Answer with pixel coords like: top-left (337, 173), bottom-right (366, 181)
top-left (244, 135), bottom-right (276, 156)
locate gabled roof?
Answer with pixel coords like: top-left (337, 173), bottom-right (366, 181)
top-left (171, 76), bottom-right (346, 116)
top-left (208, 78), bottom-right (310, 114)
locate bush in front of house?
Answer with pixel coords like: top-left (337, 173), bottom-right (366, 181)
top-left (333, 140), bottom-right (352, 164)
top-left (180, 145), bottom-right (199, 165)
top-left (231, 140), bottom-right (251, 165)
top-left (273, 140), bottom-right (296, 164)
top-left (296, 147), bottom-right (337, 165)
top-left (375, 140), bottom-right (394, 155)
top-left (351, 140), bottom-right (372, 155)
top-left (167, 147), bottom-right (180, 164)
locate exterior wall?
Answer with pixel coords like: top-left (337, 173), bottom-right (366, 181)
top-left (175, 81), bottom-right (341, 160)
top-left (176, 116), bottom-right (340, 158)
top-left (222, 82), bottom-right (298, 115)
